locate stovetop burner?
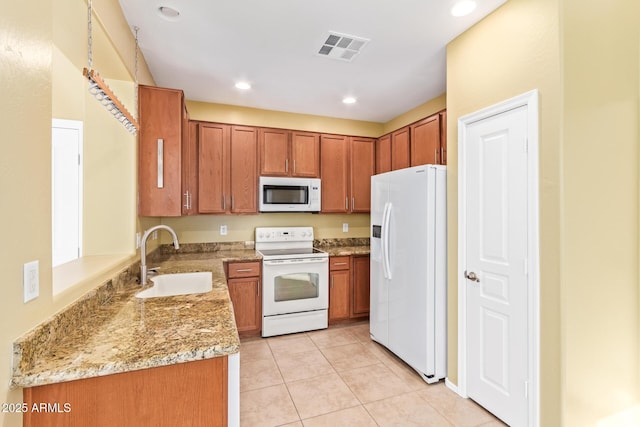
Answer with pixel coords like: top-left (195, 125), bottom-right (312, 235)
top-left (258, 247), bottom-right (326, 257)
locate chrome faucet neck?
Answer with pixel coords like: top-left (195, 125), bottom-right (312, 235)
top-left (140, 225), bottom-right (180, 285)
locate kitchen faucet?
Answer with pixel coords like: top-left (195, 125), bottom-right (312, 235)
top-left (140, 225), bottom-right (180, 285)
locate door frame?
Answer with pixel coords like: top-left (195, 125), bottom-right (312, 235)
top-left (456, 90), bottom-right (540, 426)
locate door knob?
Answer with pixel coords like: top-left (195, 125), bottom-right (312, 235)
top-left (464, 270), bottom-right (480, 282)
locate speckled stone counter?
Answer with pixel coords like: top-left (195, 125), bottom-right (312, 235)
top-left (316, 237), bottom-right (370, 256)
top-left (11, 247), bottom-right (260, 389)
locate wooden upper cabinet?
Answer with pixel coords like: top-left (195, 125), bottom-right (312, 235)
top-left (198, 123), bottom-right (230, 214)
top-left (182, 120), bottom-right (199, 215)
top-left (229, 126), bottom-right (258, 213)
top-left (260, 129), bottom-right (320, 178)
top-left (259, 128), bottom-right (290, 176)
top-left (440, 110), bottom-right (447, 165)
top-left (410, 114), bottom-right (441, 166)
top-left (391, 127), bottom-right (410, 170)
top-left (138, 85), bottom-right (184, 216)
top-left (350, 137), bottom-right (375, 213)
top-left (320, 134), bottom-right (350, 213)
top-left (199, 124), bottom-right (258, 214)
top-left (291, 131), bottom-right (320, 177)
top-left (376, 133), bottom-right (392, 174)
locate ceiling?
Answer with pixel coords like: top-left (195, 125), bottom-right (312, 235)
top-left (118, 0), bottom-right (506, 123)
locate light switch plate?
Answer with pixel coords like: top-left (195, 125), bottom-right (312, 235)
top-left (23, 260), bottom-right (39, 303)
top-left (220, 225), bottom-right (228, 236)
top-left (343, 223), bottom-right (349, 232)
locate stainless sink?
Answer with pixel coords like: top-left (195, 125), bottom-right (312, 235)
top-left (135, 272), bottom-right (212, 299)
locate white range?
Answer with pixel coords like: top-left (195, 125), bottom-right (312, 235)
top-left (255, 227), bottom-right (329, 337)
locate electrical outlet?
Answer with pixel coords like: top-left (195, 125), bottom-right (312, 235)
top-left (23, 260), bottom-right (39, 303)
top-left (135, 232), bottom-right (141, 249)
top-left (220, 225), bottom-right (228, 236)
top-left (343, 223), bottom-right (349, 233)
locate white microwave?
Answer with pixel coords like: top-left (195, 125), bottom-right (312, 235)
top-left (259, 176), bottom-right (321, 212)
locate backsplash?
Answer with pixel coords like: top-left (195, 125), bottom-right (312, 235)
top-left (315, 237), bottom-right (370, 247)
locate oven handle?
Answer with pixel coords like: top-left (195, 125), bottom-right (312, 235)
top-left (263, 258), bottom-right (328, 266)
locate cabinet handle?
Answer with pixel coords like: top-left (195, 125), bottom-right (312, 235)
top-left (285, 159), bottom-right (289, 173)
top-left (345, 197), bottom-right (348, 210)
top-left (434, 149), bottom-right (438, 164)
top-left (351, 197), bottom-right (355, 211)
top-left (184, 191), bottom-right (189, 209)
top-left (235, 268), bottom-right (253, 272)
top-left (257, 280), bottom-right (261, 297)
top-left (334, 262), bottom-right (347, 266)
top-left (157, 139), bottom-right (164, 188)
top-left (293, 159), bottom-right (296, 173)
top-left (331, 277), bottom-right (334, 289)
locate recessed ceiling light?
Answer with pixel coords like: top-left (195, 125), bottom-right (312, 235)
top-left (158, 6), bottom-right (180, 19)
top-left (342, 97), bottom-right (357, 104)
top-left (451, 0), bottom-right (477, 17)
top-left (235, 82), bottom-right (251, 90)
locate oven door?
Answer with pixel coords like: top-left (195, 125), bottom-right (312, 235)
top-left (262, 257), bottom-right (328, 316)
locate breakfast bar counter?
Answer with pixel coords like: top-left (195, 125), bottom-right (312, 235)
top-left (11, 248), bottom-right (260, 389)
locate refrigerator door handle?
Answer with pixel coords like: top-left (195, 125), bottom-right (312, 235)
top-left (382, 202), bottom-right (393, 280)
top-left (380, 202), bottom-right (389, 279)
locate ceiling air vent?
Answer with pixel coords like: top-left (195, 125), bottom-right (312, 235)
top-left (317, 32), bottom-right (370, 62)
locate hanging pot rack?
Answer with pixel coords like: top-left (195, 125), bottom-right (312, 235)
top-left (83, 0), bottom-right (139, 134)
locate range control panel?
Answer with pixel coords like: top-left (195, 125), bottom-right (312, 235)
top-left (255, 227), bottom-right (314, 243)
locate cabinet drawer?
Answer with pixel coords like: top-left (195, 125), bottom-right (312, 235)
top-left (228, 261), bottom-right (261, 278)
top-left (330, 256), bottom-right (350, 271)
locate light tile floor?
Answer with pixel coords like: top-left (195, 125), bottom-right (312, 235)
top-left (239, 321), bottom-right (507, 427)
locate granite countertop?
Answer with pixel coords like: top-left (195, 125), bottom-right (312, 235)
top-left (11, 248), bottom-right (260, 389)
top-left (320, 245), bottom-right (371, 256)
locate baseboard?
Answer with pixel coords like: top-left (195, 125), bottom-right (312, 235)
top-left (445, 378), bottom-right (460, 396)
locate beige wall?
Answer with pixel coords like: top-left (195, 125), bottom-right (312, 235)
top-left (0, 0), bottom-right (154, 425)
top-left (561, 0), bottom-right (639, 425)
top-left (448, 0), bottom-right (640, 425)
top-left (0, 1), bottom-right (53, 425)
top-left (446, 0), bottom-right (563, 424)
top-left (380, 93), bottom-right (447, 135)
top-left (187, 100), bottom-right (384, 138)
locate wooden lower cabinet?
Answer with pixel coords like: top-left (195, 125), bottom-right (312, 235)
top-left (226, 261), bottom-right (261, 335)
top-left (328, 255), bottom-right (370, 323)
top-left (23, 357), bottom-right (228, 427)
top-left (351, 255), bottom-right (370, 318)
top-left (329, 256), bottom-right (351, 322)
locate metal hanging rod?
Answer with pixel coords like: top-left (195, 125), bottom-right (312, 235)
top-left (83, 68), bottom-right (139, 134)
top-left (84, 0), bottom-right (139, 134)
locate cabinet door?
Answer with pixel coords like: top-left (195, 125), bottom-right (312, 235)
top-left (230, 126), bottom-right (258, 213)
top-left (410, 114), bottom-right (441, 166)
top-left (291, 131), bottom-right (320, 177)
top-left (391, 127), bottom-right (410, 170)
top-left (440, 110), bottom-right (447, 165)
top-left (228, 277), bottom-right (261, 334)
top-left (350, 137), bottom-right (375, 213)
top-left (351, 255), bottom-right (370, 318)
top-left (329, 270), bottom-right (351, 322)
top-left (260, 128), bottom-right (290, 176)
top-left (182, 120), bottom-right (199, 215)
top-left (376, 133), bottom-right (392, 174)
top-left (320, 134), bottom-right (350, 213)
top-left (138, 85), bottom-right (184, 216)
top-left (198, 123), bottom-right (230, 213)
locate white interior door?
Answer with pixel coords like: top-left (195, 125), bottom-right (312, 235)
top-left (464, 105), bottom-right (529, 426)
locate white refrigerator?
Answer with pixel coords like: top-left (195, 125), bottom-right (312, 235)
top-left (370, 165), bottom-right (447, 384)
